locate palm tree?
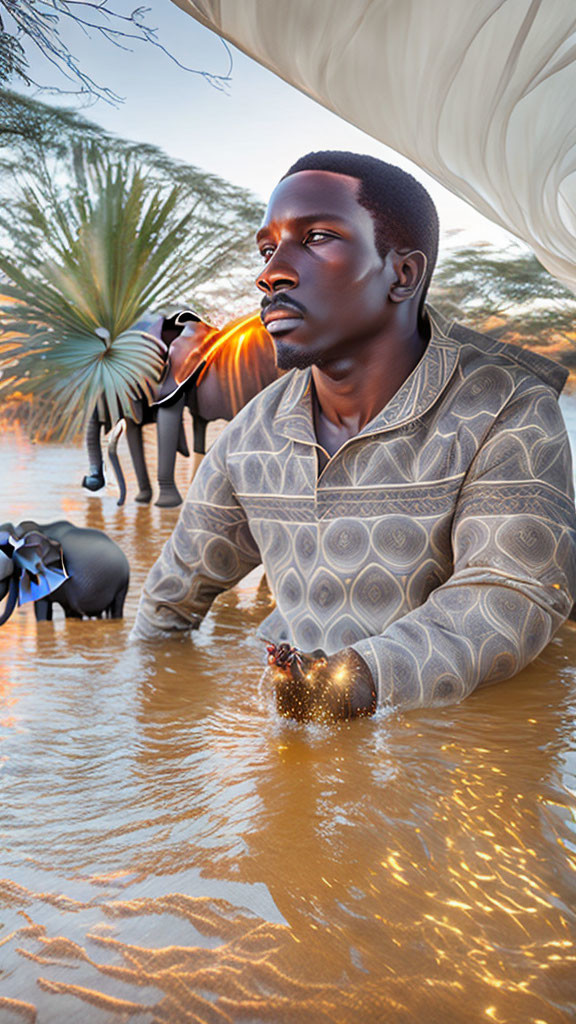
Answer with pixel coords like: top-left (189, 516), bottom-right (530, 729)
top-left (0, 141), bottom-right (263, 438)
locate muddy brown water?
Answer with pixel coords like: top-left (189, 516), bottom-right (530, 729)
top-left (1, 410), bottom-right (576, 1024)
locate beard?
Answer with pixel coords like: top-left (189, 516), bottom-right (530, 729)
top-left (274, 339), bottom-right (328, 371)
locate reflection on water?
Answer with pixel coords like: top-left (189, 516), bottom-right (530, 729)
top-left (2, 414), bottom-right (576, 1023)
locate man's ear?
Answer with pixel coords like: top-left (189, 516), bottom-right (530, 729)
top-left (389, 250), bottom-right (428, 303)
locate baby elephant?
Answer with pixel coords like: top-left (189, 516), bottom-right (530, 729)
top-left (0, 519), bottom-right (129, 623)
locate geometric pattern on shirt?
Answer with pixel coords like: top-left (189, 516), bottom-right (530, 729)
top-left (135, 307), bottom-right (576, 709)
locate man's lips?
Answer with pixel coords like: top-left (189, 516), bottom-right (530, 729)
top-left (261, 306), bottom-right (304, 335)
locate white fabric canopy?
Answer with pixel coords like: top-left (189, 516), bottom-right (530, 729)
top-left (171, 0), bottom-right (576, 293)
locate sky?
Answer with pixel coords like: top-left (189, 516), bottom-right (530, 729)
top-left (14, 0), bottom-right (518, 252)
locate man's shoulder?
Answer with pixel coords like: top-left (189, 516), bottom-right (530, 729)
top-left (430, 306), bottom-right (569, 397)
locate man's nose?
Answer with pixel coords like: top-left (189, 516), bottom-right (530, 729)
top-left (256, 246), bottom-right (299, 294)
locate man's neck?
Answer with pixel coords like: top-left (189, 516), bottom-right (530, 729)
top-left (312, 320), bottom-right (428, 456)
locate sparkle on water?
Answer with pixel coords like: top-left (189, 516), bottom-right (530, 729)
top-left (1, 406), bottom-right (576, 1023)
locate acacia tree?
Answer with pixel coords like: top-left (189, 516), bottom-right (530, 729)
top-left (0, 85), bottom-right (120, 159)
top-left (0, 132), bottom-right (264, 439)
top-left (429, 244), bottom-right (576, 364)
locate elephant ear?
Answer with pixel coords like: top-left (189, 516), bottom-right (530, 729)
top-left (12, 531), bottom-right (69, 606)
top-left (152, 317), bottom-right (215, 405)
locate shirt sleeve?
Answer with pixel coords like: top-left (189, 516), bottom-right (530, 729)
top-left (351, 382), bottom-right (576, 708)
top-left (131, 432), bottom-right (262, 640)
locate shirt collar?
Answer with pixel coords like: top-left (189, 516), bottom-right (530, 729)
top-left (273, 305), bottom-right (461, 446)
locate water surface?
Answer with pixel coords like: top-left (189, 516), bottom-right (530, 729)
top-left (1, 415), bottom-right (576, 1023)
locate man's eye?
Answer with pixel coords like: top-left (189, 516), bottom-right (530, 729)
top-left (305, 230), bottom-right (336, 245)
top-left (259, 245), bottom-right (275, 261)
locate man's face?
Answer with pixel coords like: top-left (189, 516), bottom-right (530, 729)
top-left (256, 171), bottom-right (395, 370)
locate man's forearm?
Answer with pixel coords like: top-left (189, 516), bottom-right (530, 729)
top-left (131, 443), bottom-right (262, 641)
top-left (130, 592), bottom-right (203, 641)
top-left (131, 524), bottom-right (259, 641)
top-left (351, 572), bottom-right (572, 709)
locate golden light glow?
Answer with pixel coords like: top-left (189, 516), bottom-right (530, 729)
top-left (196, 312), bottom-right (274, 401)
top-left (169, 311), bottom-right (276, 416)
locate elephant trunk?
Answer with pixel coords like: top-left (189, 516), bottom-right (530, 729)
top-left (0, 549), bottom-right (14, 603)
top-left (0, 576), bottom-right (19, 626)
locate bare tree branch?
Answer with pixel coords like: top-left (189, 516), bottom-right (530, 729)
top-left (0, 0), bottom-right (233, 104)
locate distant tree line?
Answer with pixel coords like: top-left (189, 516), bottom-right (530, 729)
top-left (430, 243), bottom-right (576, 369)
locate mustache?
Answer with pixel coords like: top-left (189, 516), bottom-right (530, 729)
top-left (260, 293), bottom-right (307, 317)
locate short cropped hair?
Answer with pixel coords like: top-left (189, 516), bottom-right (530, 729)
top-left (283, 151), bottom-right (439, 316)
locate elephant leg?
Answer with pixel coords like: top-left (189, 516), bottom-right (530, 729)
top-left (190, 414), bottom-right (208, 484)
top-left (156, 396), bottom-right (186, 507)
top-left (34, 598), bottom-right (53, 621)
top-left (108, 582), bottom-right (128, 619)
top-left (124, 419), bottom-right (152, 503)
top-left (177, 419), bottom-right (190, 457)
top-left (192, 414), bottom-right (207, 454)
top-left (82, 408), bottom-right (105, 491)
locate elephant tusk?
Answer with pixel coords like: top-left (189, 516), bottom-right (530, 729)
top-left (108, 419), bottom-right (127, 507)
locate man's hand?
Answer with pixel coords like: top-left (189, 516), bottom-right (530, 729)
top-left (265, 643), bottom-right (377, 723)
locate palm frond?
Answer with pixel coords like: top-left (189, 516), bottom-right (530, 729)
top-left (0, 327), bottom-right (166, 440)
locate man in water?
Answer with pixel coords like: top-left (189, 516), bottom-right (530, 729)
top-left (132, 151), bottom-right (576, 720)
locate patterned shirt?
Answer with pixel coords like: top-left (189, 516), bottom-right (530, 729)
top-left (132, 308), bottom-right (576, 708)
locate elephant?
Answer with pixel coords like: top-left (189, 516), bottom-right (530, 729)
top-left (0, 520), bottom-right (129, 623)
top-left (85, 310), bottom-right (279, 508)
top-left (82, 310), bottom-right (200, 508)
